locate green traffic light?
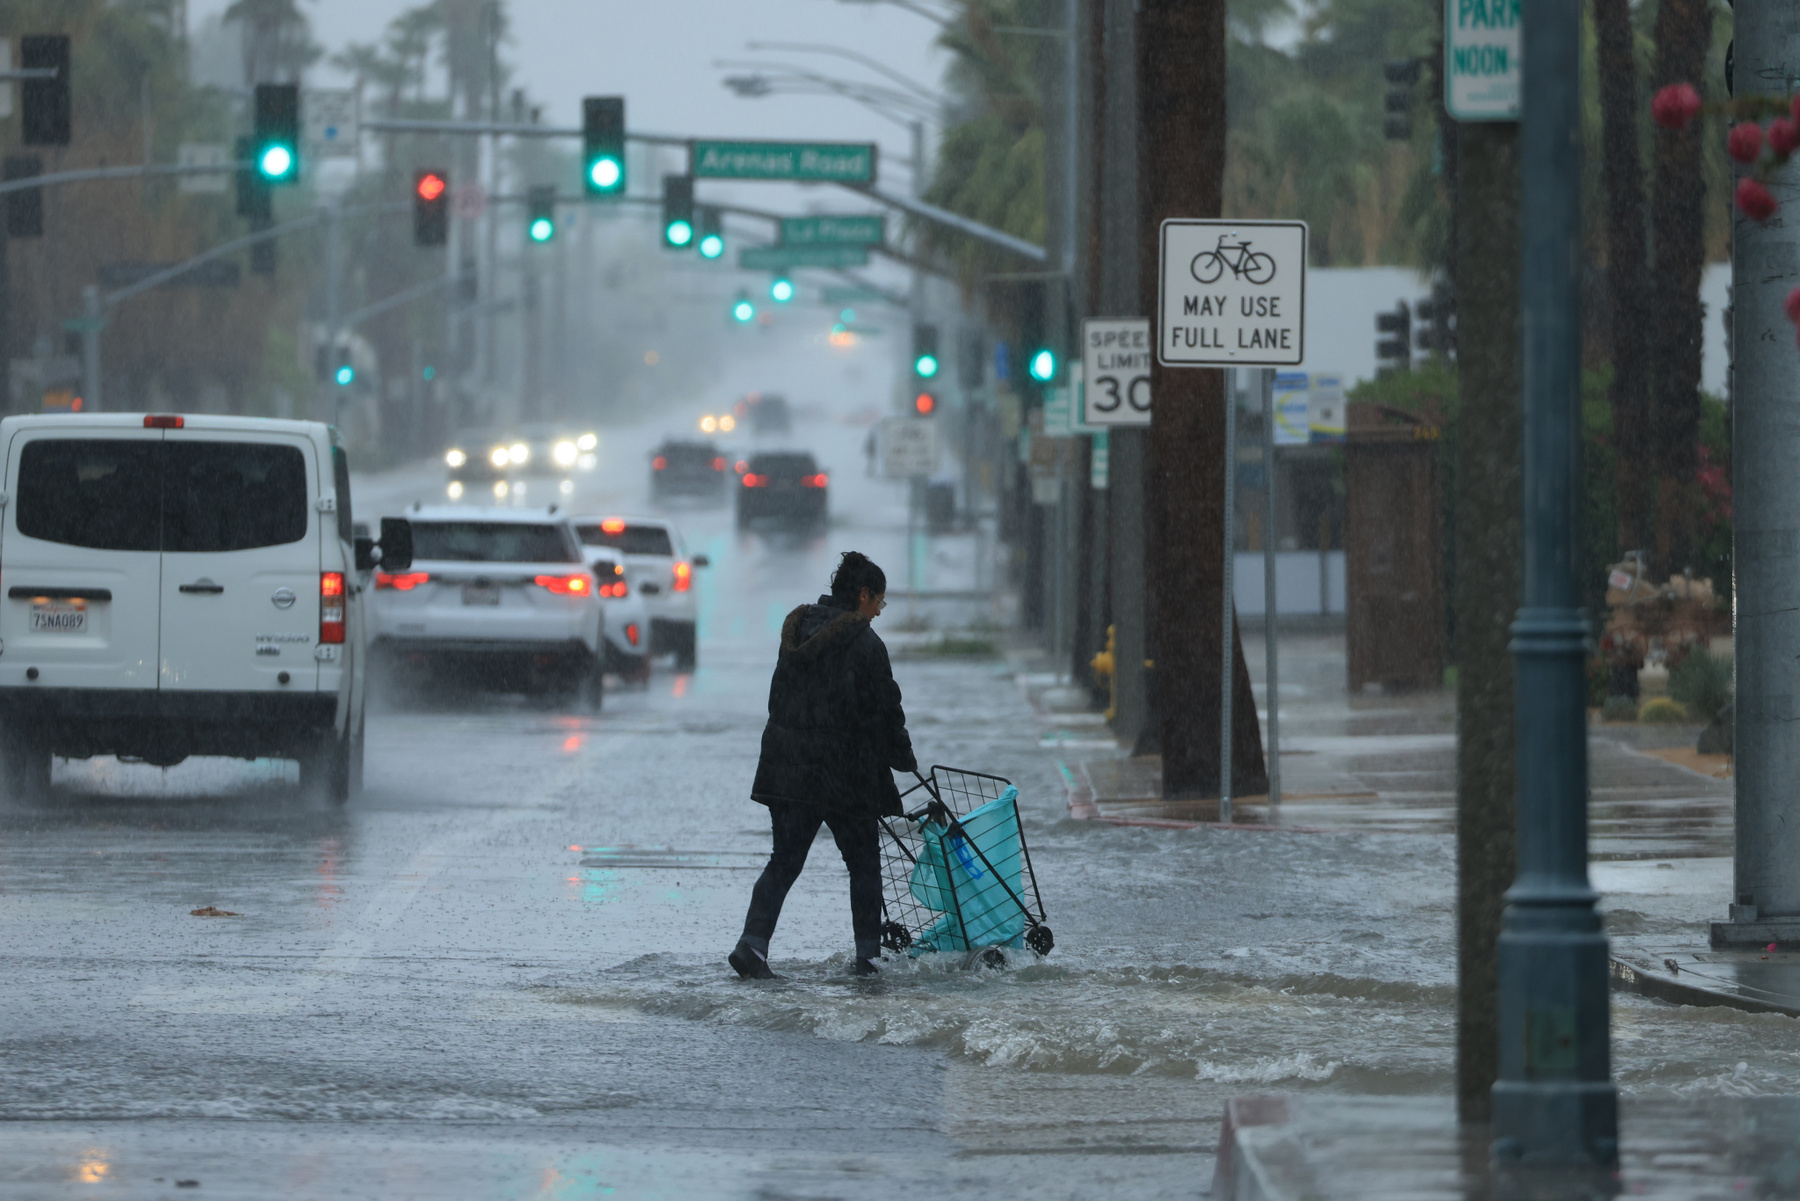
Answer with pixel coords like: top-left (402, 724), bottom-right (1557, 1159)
top-left (589, 156), bottom-right (622, 191)
top-left (914, 353), bottom-right (939, 379)
top-left (529, 217), bottom-right (555, 243)
top-left (1028, 348), bottom-right (1057, 382)
top-left (699, 233), bottom-right (724, 259)
top-left (257, 144), bottom-right (295, 180)
top-left (770, 277), bottom-right (794, 303)
top-left (732, 298), bottom-right (755, 323)
top-left (665, 220), bottom-right (693, 247)
top-left (335, 365), bottom-right (354, 386)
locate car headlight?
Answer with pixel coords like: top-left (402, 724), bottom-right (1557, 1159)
top-left (508, 443), bottom-right (529, 465)
top-left (553, 440), bottom-right (578, 467)
top-left (577, 453), bottom-right (597, 471)
top-left (445, 448), bottom-right (467, 468)
top-left (577, 433), bottom-right (598, 451)
top-left (490, 446), bottom-right (510, 468)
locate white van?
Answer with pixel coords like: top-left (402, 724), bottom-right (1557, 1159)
top-left (0, 413), bottom-right (411, 802)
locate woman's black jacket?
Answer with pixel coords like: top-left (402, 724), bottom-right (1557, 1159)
top-left (750, 595), bottom-right (918, 817)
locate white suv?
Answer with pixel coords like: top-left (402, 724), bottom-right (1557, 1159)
top-left (571, 516), bottom-right (706, 669)
top-left (0, 413), bottom-right (409, 802)
top-left (369, 506), bottom-right (604, 708)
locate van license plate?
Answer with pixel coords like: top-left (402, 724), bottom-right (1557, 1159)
top-left (31, 602), bottom-right (87, 632)
top-left (461, 586), bottom-right (501, 607)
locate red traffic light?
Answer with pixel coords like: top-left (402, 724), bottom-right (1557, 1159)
top-left (914, 392), bottom-right (936, 415)
top-left (416, 172), bottom-right (447, 202)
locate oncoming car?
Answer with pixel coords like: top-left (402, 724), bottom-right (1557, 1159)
top-left (444, 425), bottom-right (598, 497)
top-left (369, 507), bottom-right (603, 709)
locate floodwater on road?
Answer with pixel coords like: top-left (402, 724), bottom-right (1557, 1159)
top-left (2, 343), bottom-right (1795, 1198)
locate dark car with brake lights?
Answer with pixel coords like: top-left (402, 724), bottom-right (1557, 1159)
top-left (735, 451), bottom-right (828, 533)
top-left (650, 439), bottom-right (728, 501)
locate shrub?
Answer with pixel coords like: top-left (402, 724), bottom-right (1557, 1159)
top-left (1601, 695), bottom-right (1638, 722)
top-left (1670, 647), bottom-right (1733, 723)
top-left (1639, 697), bottom-right (1690, 724)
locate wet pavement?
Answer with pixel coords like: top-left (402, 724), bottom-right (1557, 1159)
top-left (1, 334), bottom-right (1793, 1196)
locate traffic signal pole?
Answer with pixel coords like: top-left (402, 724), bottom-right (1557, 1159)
top-left (1714, 0), bottom-right (1800, 950)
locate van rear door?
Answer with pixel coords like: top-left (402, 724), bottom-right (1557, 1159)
top-left (0, 431), bottom-right (165, 690)
top-left (157, 433), bottom-right (320, 693)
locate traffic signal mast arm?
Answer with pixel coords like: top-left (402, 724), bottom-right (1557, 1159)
top-left (0, 158), bottom-right (252, 198)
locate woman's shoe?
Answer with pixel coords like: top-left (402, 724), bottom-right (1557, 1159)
top-left (729, 940), bottom-right (778, 980)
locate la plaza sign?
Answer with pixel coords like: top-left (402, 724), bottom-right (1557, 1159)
top-left (1157, 219), bottom-right (1307, 368)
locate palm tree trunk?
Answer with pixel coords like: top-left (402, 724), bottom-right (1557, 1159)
top-left (1649, 0), bottom-right (1712, 575)
top-left (1595, 0), bottom-right (1653, 560)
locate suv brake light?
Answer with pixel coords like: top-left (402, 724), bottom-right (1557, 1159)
top-left (375, 571), bottom-right (430, 590)
top-left (320, 573), bottom-right (346, 643)
top-left (535, 573), bottom-right (592, 596)
top-left (673, 562), bottom-right (692, 593)
top-left (143, 415), bottom-right (185, 429)
top-left (801, 473), bottom-right (829, 488)
top-left (652, 456), bottom-right (667, 470)
top-left (712, 457), bottom-right (726, 471)
top-left (741, 473), bottom-right (765, 487)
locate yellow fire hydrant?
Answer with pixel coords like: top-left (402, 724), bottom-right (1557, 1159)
top-left (1090, 625), bottom-right (1116, 723)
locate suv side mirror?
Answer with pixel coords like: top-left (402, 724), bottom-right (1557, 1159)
top-left (691, 554), bottom-right (710, 568)
top-left (354, 536), bottom-right (378, 573)
top-left (379, 517), bottom-right (414, 573)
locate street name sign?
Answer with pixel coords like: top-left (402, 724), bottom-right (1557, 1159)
top-left (1157, 219), bottom-right (1307, 368)
top-left (740, 244), bottom-right (870, 270)
top-left (880, 416), bottom-right (937, 479)
top-left (781, 215), bottom-right (884, 246)
top-left (1080, 317), bottom-right (1152, 425)
top-left (303, 88), bottom-right (359, 158)
top-left (691, 140), bottom-right (876, 184)
top-left (1446, 0), bottom-right (1520, 120)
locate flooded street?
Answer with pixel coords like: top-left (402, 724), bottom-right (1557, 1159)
top-left (0, 336), bottom-right (1783, 1197)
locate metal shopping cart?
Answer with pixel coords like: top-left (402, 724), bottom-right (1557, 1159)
top-left (877, 766), bottom-right (1054, 966)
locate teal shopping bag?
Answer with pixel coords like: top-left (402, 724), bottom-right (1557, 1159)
top-left (906, 786), bottom-right (1027, 952)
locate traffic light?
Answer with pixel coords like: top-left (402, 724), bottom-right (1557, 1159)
top-left (1383, 58), bottom-right (1420, 141)
top-left (912, 323), bottom-right (939, 378)
top-left (414, 170), bottom-right (449, 246)
top-left (21, 35), bottom-right (70, 146)
top-left (1415, 284), bottom-right (1456, 358)
top-left (4, 155), bottom-right (43, 238)
top-left (731, 291), bottom-right (755, 323)
top-left (527, 185), bottom-right (556, 243)
top-left (914, 391), bottom-right (937, 416)
top-left (1376, 300), bottom-right (1412, 373)
top-left (769, 276), bottom-right (794, 303)
top-left (335, 347), bottom-right (354, 387)
top-left (1028, 346), bottom-right (1057, 382)
top-left (253, 83), bottom-right (300, 183)
top-left (234, 136), bottom-right (272, 221)
top-left (698, 207), bottom-right (724, 259)
top-left (662, 175), bottom-right (694, 248)
top-left (582, 97), bottom-right (626, 198)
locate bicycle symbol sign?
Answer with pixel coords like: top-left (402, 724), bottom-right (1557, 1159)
top-left (1158, 219), bottom-right (1307, 368)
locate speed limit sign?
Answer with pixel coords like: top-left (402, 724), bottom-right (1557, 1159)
top-left (1080, 317), bottom-right (1152, 426)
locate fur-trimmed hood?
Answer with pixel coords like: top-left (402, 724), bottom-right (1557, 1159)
top-left (778, 596), bottom-right (869, 662)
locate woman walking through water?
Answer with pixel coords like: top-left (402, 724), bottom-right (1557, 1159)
top-left (731, 551), bottom-right (917, 979)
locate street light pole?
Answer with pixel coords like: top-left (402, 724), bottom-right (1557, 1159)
top-left (1490, 0), bottom-right (1617, 1167)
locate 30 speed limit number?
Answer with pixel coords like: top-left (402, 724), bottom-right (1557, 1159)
top-left (1080, 318), bottom-right (1151, 426)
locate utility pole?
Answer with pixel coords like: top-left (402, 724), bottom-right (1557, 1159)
top-left (1100, 0), bottom-right (1148, 750)
top-left (1715, 2), bottom-right (1800, 950)
top-left (1135, 0), bottom-right (1266, 798)
top-left (79, 285), bottom-right (101, 412)
top-left (1490, 0), bottom-right (1616, 1165)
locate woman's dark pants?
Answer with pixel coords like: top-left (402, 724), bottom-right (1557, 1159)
top-left (742, 803), bottom-right (883, 954)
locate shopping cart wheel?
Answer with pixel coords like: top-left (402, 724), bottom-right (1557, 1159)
top-left (1025, 925), bottom-right (1055, 956)
top-left (880, 920), bottom-right (913, 952)
top-left (966, 947), bottom-right (1007, 971)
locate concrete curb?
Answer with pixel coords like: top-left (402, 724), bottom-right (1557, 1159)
top-left (1609, 950), bottom-right (1800, 1018)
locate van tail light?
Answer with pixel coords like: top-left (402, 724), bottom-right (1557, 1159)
top-left (375, 571), bottom-right (430, 591)
top-left (673, 562), bottom-right (692, 593)
top-left (801, 473), bottom-right (829, 488)
top-left (535, 573), bottom-right (592, 596)
top-left (652, 456), bottom-right (667, 470)
top-left (320, 573), bottom-right (346, 644)
top-left (626, 622), bottom-right (640, 647)
top-left (143, 414), bottom-right (185, 429)
top-left (741, 473), bottom-right (766, 487)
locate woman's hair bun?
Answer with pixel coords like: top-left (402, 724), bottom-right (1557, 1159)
top-left (829, 550), bottom-right (887, 602)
